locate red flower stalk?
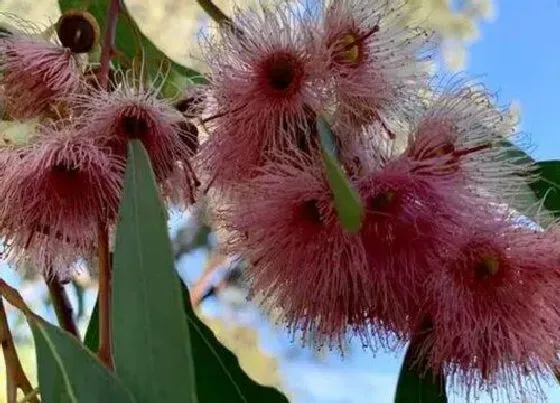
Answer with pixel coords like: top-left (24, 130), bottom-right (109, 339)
top-left (406, 85), bottom-right (534, 201)
top-left (317, 0), bottom-right (433, 132)
top-left (197, 3), bottom-right (328, 187)
top-left (0, 124), bottom-right (124, 277)
top-left (73, 76), bottom-right (199, 205)
top-left (0, 12), bottom-right (99, 119)
top-left (423, 218), bottom-right (560, 401)
top-left (219, 155), bottom-right (386, 349)
top-left (357, 156), bottom-right (469, 334)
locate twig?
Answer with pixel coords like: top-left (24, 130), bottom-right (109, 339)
top-left (0, 299), bottom-right (39, 403)
top-left (98, 0), bottom-right (121, 90)
top-left (45, 277), bottom-right (80, 339)
top-left (0, 280), bottom-right (40, 321)
top-left (196, 0), bottom-right (232, 26)
top-left (95, 0), bottom-right (121, 371)
top-left (189, 254), bottom-right (228, 306)
top-left (97, 222), bottom-right (113, 369)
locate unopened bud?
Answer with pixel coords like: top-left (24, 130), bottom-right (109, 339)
top-left (57, 11), bottom-right (100, 54)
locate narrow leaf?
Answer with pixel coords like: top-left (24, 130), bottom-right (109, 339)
top-left (497, 142), bottom-right (555, 226)
top-left (30, 320), bottom-right (134, 403)
top-left (316, 116), bottom-right (364, 233)
top-left (395, 319), bottom-right (447, 403)
top-left (111, 140), bottom-right (197, 403)
top-left (528, 160), bottom-right (560, 219)
top-left (179, 281), bottom-right (289, 403)
top-left (83, 298), bottom-right (99, 352)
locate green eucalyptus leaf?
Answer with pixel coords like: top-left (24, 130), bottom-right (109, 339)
top-left (179, 281), bottom-right (289, 403)
top-left (528, 160), bottom-right (560, 219)
top-left (316, 116), bottom-right (364, 233)
top-left (395, 320), bottom-right (447, 403)
top-left (30, 319), bottom-right (135, 403)
top-left (83, 298), bottom-right (99, 352)
top-left (496, 141), bottom-right (555, 226)
top-left (111, 140), bottom-right (197, 403)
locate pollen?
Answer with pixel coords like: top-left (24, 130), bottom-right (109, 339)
top-left (338, 33), bottom-right (360, 64)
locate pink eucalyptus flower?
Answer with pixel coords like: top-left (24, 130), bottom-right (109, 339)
top-left (422, 218), bottom-right (560, 401)
top-left (197, 3), bottom-right (328, 188)
top-left (73, 76), bottom-right (199, 205)
top-left (219, 155), bottom-right (385, 348)
top-left (0, 32), bottom-right (80, 118)
top-left (316, 0), bottom-right (433, 132)
top-left (357, 156), bottom-right (470, 334)
top-left (0, 124), bottom-right (124, 278)
top-left (0, 12), bottom-right (98, 119)
top-left (406, 85), bottom-right (534, 202)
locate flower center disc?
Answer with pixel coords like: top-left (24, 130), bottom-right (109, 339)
top-left (302, 199), bottom-right (322, 224)
top-left (52, 162), bottom-right (80, 175)
top-left (368, 191), bottom-right (395, 212)
top-left (474, 255), bottom-right (500, 281)
top-left (121, 115), bottom-right (149, 139)
top-left (262, 52), bottom-right (303, 94)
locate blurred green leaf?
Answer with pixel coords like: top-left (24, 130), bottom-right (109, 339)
top-left (58, 0), bottom-right (205, 97)
top-left (316, 116), bottom-right (364, 233)
top-left (30, 319), bottom-right (134, 403)
top-left (395, 320), bottom-right (447, 403)
top-left (528, 160), bottom-right (560, 219)
top-left (111, 140), bottom-right (197, 403)
top-left (83, 298), bottom-right (99, 352)
top-left (491, 141), bottom-right (554, 226)
top-left (179, 281), bottom-right (289, 403)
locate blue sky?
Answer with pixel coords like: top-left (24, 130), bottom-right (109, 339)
top-left (466, 1), bottom-right (560, 162)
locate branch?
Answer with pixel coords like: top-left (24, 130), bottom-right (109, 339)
top-left (189, 254), bottom-right (242, 307)
top-left (189, 254), bottom-right (226, 306)
top-left (95, 0), bottom-right (121, 371)
top-left (196, 0), bottom-right (233, 27)
top-left (0, 280), bottom-right (41, 321)
top-left (97, 222), bottom-right (113, 369)
top-left (0, 299), bottom-right (39, 403)
top-left (45, 277), bottom-right (80, 339)
top-left (98, 0), bottom-right (121, 89)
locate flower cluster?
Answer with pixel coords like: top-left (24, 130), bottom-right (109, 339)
top-left (198, 0), bottom-right (560, 400)
top-left (0, 12), bottom-right (198, 276)
top-left (1, 0), bottom-right (559, 400)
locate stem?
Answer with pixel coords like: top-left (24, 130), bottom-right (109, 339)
top-left (0, 299), bottom-right (39, 403)
top-left (95, 0), bottom-right (121, 371)
top-left (46, 277), bottom-right (80, 339)
top-left (97, 222), bottom-right (113, 369)
top-left (189, 255), bottom-right (226, 306)
top-left (196, 0), bottom-right (232, 26)
top-left (98, 0), bottom-right (121, 90)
